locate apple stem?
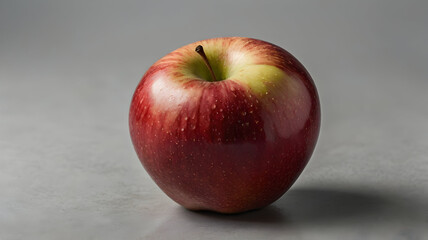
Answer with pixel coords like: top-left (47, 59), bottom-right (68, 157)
top-left (195, 45), bottom-right (218, 82)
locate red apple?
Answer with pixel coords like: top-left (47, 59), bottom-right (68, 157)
top-left (129, 37), bottom-right (320, 213)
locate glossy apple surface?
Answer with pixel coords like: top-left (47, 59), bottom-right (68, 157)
top-left (129, 37), bottom-right (320, 213)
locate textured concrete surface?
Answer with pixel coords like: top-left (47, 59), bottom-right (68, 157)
top-left (1, 1), bottom-right (427, 239)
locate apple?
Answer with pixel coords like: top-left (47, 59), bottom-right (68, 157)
top-left (129, 37), bottom-right (320, 214)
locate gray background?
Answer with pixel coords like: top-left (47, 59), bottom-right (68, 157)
top-left (1, 0), bottom-right (427, 239)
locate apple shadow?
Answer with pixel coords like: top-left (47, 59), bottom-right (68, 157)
top-left (181, 204), bottom-right (287, 224)
top-left (144, 186), bottom-right (424, 238)
top-left (182, 186), bottom-right (396, 225)
top-left (275, 187), bottom-right (390, 225)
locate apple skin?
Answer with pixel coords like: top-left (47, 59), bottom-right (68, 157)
top-left (129, 37), bottom-right (320, 214)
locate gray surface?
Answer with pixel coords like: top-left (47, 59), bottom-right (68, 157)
top-left (1, 0), bottom-right (428, 239)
